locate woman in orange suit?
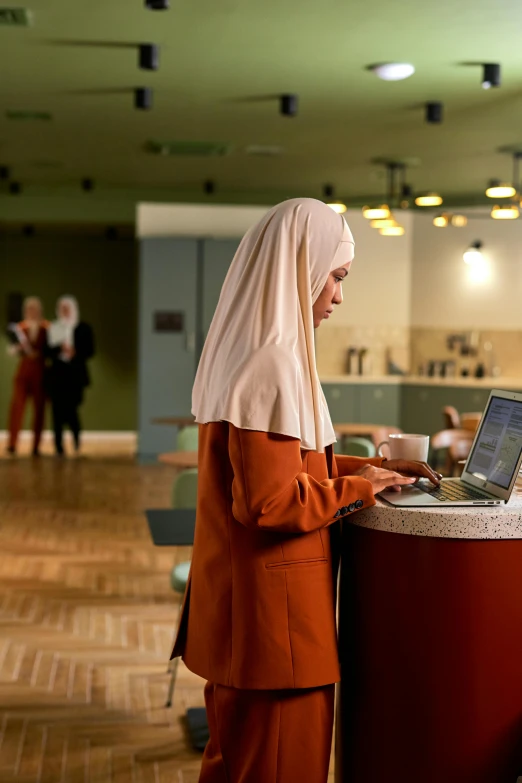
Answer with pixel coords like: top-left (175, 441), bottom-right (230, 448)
top-left (6, 296), bottom-right (48, 457)
top-left (172, 199), bottom-right (440, 783)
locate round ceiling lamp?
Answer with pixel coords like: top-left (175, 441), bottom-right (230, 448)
top-left (433, 214), bottom-right (449, 227)
top-left (415, 192), bottom-right (443, 207)
top-left (362, 204), bottom-right (391, 220)
top-left (370, 63), bottom-right (415, 82)
top-left (485, 179), bottom-right (516, 198)
top-left (491, 204), bottom-right (519, 219)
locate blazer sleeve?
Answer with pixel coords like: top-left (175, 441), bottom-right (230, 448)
top-left (229, 426), bottom-right (377, 534)
top-left (335, 454), bottom-right (384, 477)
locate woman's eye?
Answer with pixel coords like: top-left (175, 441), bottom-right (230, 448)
top-left (334, 276), bottom-right (343, 283)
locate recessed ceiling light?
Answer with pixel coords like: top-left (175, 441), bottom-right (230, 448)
top-left (370, 63), bottom-right (415, 82)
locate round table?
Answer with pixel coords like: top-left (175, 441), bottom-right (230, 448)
top-left (337, 486), bottom-right (522, 783)
top-left (158, 451), bottom-right (198, 469)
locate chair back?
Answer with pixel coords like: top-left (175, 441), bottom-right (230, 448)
top-left (342, 436), bottom-right (376, 459)
top-left (443, 406), bottom-right (461, 429)
top-left (431, 428), bottom-right (473, 451)
top-left (171, 468), bottom-right (198, 509)
top-left (177, 425), bottom-right (199, 452)
top-left (431, 428), bottom-right (474, 475)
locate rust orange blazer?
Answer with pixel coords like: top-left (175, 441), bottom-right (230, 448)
top-left (172, 422), bottom-right (382, 690)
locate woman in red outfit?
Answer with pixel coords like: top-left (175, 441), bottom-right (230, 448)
top-left (172, 199), bottom-right (440, 783)
top-left (6, 296), bottom-right (48, 456)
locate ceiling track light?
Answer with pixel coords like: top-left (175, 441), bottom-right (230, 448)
top-left (485, 152), bottom-right (521, 199)
top-left (139, 43), bottom-right (160, 71)
top-left (22, 225), bottom-right (35, 238)
top-left (426, 101), bottom-right (443, 124)
top-left (0, 165), bottom-right (10, 180)
top-left (482, 63), bottom-right (501, 89)
top-left (9, 182), bottom-right (22, 195)
top-left (280, 94), bottom-right (298, 117)
top-left (145, 0), bottom-right (169, 9)
top-left (82, 178), bottom-right (94, 192)
top-left (135, 87), bottom-right (153, 110)
top-left (204, 180), bottom-right (215, 195)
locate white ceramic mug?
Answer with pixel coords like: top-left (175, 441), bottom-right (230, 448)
top-left (377, 433), bottom-right (430, 462)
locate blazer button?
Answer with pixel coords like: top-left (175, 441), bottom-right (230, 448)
top-left (348, 503), bottom-right (355, 513)
top-left (341, 506), bottom-right (349, 515)
top-left (334, 510), bottom-right (342, 518)
top-left (355, 500), bottom-right (364, 509)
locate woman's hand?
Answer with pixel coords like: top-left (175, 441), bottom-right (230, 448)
top-left (352, 464), bottom-right (417, 495)
top-left (384, 459), bottom-right (441, 487)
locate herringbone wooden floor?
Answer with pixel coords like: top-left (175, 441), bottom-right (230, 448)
top-left (0, 449), bottom-right (205, 783)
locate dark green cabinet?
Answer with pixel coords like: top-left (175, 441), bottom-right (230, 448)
top-left (322, 383), bottom-right (400, 426)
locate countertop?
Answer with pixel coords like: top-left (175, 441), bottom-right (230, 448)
top-left (350, 484), bottom-right (522, 540)
top-left (321, 375), bottom-right (522, 389)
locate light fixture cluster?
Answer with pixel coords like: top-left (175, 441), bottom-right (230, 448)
top-left (323, 184), bottom-right (347, 214)
top-left (432, 213), bottom-right (468, 228)
top-left (485, 152), bottom-right (522, 219)
top-left (361, 164), bottom-right (411, 235)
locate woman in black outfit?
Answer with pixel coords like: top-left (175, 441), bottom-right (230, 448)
top-left (47, 296), bottom-right (95, 455)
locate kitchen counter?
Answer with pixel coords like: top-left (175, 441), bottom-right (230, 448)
top-left (321, 374), bottom-right (522, 389)
top-left (336, 491), bottom-right (522, 783)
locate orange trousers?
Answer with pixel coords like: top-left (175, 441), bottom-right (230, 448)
top-left (8, 370), bottom-right (46, 452)
top-left (199, 682), bottom-right (335, 783)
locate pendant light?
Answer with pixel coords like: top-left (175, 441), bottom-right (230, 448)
top-left (370, 218), bottom-right (396, 228)
top-left (363, 204), bottom-right (391, 220)
top-left (415, 192), bottom-right (443, 207)
top-left (379, 223), bottom-right (405, 236)
top-left (491, 204), bottom-right (519, 219)
top-left (433, 214), bottom-right (449, 227)
top-left (323, 184), bottom-right (347, 214)
top-left (486, 180), bottom-right (516, 198)
top-left (451, 214), bottom-right (468, 227)
top-left (463, 241), bottom-right (483, 265)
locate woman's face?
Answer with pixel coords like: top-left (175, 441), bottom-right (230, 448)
top-left (59, 302), bottom-right (72, 319)
top-left (312, 264), bottom-right (350, 328)
top-left (24, 301), bottom-right (41, 322)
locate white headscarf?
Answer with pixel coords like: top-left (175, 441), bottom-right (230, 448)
top-left (192, 198), bottom-right (355, 452)
top-left (56, 295), bottom-right (80, 348)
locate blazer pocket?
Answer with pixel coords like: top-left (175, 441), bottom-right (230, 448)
top-left (265, 557), bottom-right (328, 570)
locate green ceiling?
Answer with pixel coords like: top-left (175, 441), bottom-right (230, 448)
top-left (2, 0), bottom-right (522, 207)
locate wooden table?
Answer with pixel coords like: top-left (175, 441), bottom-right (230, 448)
top-left (151, 416), bottom-right (195, 428)
top-left (158, 451), bottom-right (198, 469)
top-left (334, 423), bottom-right (402, 450)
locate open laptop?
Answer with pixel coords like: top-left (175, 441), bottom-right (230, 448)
top-left (380, 389), bottom-right (522, 507)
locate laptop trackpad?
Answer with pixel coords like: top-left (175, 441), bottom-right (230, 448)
top-left (378, 485), bottom-right (437, 506)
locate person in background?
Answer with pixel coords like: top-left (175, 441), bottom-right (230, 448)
top-left (47, 296), bottom-right (95, 456)
top-left (6, 296), bottom-right (49, 456)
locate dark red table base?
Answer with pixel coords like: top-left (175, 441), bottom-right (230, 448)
top-left (336, 525), bottom-right (522, 783)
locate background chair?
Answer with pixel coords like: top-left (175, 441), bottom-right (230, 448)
top-left (443, 405), bottom-right (461, 429)
top-left (341, 436), bottom-right (376, 459)
top-left (431, 428), bottom-right (474, 476)
top-left (176, 425), bottom-right (199, 452)
top-left (166, 468), bottom-right (198, 708)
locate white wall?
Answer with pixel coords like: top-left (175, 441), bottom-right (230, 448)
top-left (411, 215), bottom-right (522, 329)
top-left (320, 211), bottom-right (413, 328)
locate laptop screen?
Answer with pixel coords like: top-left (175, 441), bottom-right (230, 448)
top-left (466, 395), bottom-right (522, 489)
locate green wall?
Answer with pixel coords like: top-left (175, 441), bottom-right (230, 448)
top-left (0, 235), bottom-right (138, 431)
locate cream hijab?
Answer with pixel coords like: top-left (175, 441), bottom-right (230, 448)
top-left (192, 198), bottom-right (355, 452)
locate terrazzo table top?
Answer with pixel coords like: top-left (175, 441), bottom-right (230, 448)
top-left (350, 484), bottom-right (522, 540)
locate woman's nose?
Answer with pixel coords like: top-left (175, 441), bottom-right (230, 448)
top-left (333, 284), bottom-right (343, 305)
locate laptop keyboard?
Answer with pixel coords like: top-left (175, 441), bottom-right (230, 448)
top-left (422, 482), bottom-right (492, 502)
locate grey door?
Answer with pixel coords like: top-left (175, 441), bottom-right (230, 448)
top-left (138, 238), bottom-right (198, 456)
top-left (201, 239), bottom-right (240, 339)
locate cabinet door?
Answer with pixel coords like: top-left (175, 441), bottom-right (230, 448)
top-left (400, 386), bottom-right (448, 436)
top-left (358, 385), bottom-right (400, 426)
top-left (138, 238), bottom-right (198, 456)
top-left (322, 384), bottom-right (357, 424)
top-left (202, 239), bottom-right (240, 338)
